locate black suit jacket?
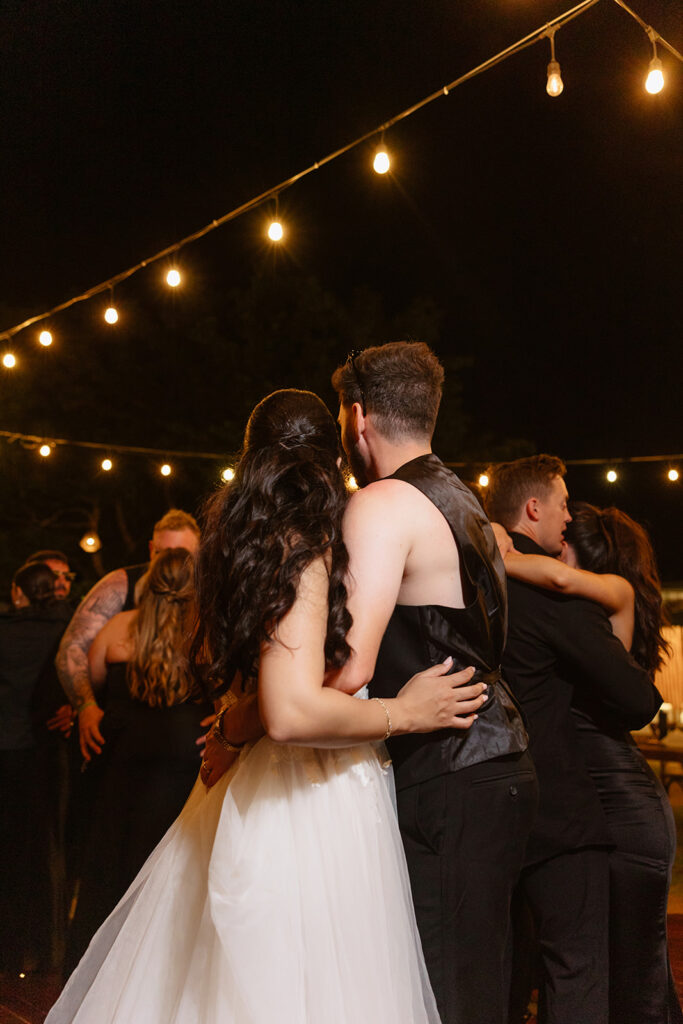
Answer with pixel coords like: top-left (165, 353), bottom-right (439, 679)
top-left (503, 533), bottom-right (662, 866)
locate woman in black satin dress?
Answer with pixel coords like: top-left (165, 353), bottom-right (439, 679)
top-left (496, 502), bottom-right (682, 1024)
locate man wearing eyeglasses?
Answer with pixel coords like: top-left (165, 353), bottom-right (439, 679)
top-left (28, 549), bottom-right (76, 602)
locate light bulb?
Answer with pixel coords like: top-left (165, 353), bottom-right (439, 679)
top-left (166, 268), bottom-right (181, 287)
top-left (478, 474), bottom-right (489, 488)
top-left (221, 467), bottom-right (235, 482)
top-left (347, 475), bottom-right (359, 491)
top-left (267, 220), bottom-right (284, 242)
top-left (79, 531), bottom-right (102, 553)
top-left (668, 469), bottom-right (679, 482)
top-left (160, 463), bottom-right (172, 477)
top-left (101, 458), bottom-right (113, 471)
top-left (645, 57), bottom-right (664, 94)
top-left (373, 148), bottom-right (390, 174)
top-left (2, 352), bottom-right (16, 368)
top-left (606, 469), bottom-right (618, 483)
top-left (39, 330), bottom-right (53, 347)
top-left (104, 306), bottom-right (119, 324)
top-left (39, 444), bottom-right (52, 457)
top-left (546, 60), bottom-right (564, 97)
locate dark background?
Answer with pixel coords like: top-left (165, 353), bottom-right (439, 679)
top-left (1, 0), bottom-right (681, 591)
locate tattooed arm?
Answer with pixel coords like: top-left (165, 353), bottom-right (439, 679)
top-left (56, 568), bottom-right (129, 759)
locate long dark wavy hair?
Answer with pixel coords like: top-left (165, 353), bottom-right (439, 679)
top-left (191, 389), bottom-right (352, 698)
top-left (565, 501), bottom-right (669, 677)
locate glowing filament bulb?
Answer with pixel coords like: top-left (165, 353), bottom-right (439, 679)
top-left (166, 268), bottom-right (181, 287)
top-left (39, 444), bottom-right (51, 457)
top-left (347, 476), bottom-right (359, 491)
top-left (160, 463), bottom-right (172, 477)
top-left (80, 531), bottom-right (102, 553)
top-left (101, 458), bottom-right (113, 471)
top-left (2, 352), bottom-right (16, 368)
top-left (546, 60), bottom-right (564, 97)
top-left (39, 330), bottom-right (53, 347)
top-left (606, 469), bottom-right (618, 483)
top-left (645, 57), bottom-right (664, 94)
top-left (478, 474), bottom-right (489, 488)
top-left (668, 469), bottom-right (679, 482)
top-left (373, 148), bottom-right (390, 174)
top-left (221, 467), bottom-right (235, 482)
top-left (104, 306), bottom-right (119, 324)
top-left (268, 220), bottom-right (284, 241)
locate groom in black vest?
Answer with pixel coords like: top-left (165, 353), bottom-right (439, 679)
top-left (329, 342), bottom-right (537, 1024)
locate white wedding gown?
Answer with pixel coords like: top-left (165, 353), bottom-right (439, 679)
top-left (47, 731), bottom-right (440, 1023)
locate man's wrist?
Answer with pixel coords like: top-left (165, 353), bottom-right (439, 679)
top-left (76, 698), bottom-right (98, 714)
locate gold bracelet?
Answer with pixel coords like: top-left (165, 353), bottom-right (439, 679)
top-left (370, 697), bottom-right (392, 741)
top-left (211, 696), bottom-right (245, 752)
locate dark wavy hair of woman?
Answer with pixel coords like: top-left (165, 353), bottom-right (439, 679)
top-left (190, 389), bottom-right (352, 698)
top-left (565, 501), bottom-right (670, 677)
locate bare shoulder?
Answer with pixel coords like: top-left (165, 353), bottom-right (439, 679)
top-left (345, 478), bottom-right (427, 527)
top-left (78, 568), bottom-right (129, 617)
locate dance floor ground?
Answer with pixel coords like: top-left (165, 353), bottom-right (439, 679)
top-left (3, 782), bottom-right (683, 1024)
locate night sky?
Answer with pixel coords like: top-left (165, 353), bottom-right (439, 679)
top-left (1, 0), bottom-right (682, 575)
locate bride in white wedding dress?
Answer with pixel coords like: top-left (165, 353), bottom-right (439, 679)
top-left (47, 389), bottom-right (483, 1024)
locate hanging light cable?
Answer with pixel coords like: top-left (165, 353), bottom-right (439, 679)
top-left (546, 29), bottom-right (564, 97)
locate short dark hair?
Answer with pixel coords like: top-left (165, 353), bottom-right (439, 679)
top-left (483, 454), bottom-right (567, 529)
top-left (13, 562), bottom-right (57, 606)
top-left (27, 549), bottom-right (70, 565)
top-left (331, 341), bottom-right (444, 442)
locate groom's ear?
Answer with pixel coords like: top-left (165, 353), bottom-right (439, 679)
top-left (525, 497), bottom-right (540, 523)
top-left (350, 401), bottom-right (366, 441)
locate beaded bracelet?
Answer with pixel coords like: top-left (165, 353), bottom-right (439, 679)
top-left (370, 697), bottom-right (392, 741)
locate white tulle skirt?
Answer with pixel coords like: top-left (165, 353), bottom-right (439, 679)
top-left (47, 737), bottom-right (440, 1024)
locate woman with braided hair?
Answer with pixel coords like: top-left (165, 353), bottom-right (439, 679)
top-left (494, 502), bottom-right (682, 1024)
top-left (64, 548), bottom-right (213, 975)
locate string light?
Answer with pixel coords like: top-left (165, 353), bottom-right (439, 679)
top-left (39, 444), bottom-right (52, 457)
top-left (347, 475), bottom-right (359, 491)
top-left (478, 473), bottom-right (489, 487)
top-left (101, 457), bottom-right (113, 471)
top-left (606, 469), bottom-right (618, 482)
top-left (39, 330), bottom-right (53, 347)
top-left (645, 55), bottom-right (664, 93)
top-left (2, 353), bottom-right (16, 368)
top-left (221, 467), bottom-right (235, 482)
top-left (668, 469), bottom-right (679, 482)
top-left (80, 531), bottom-right (102, 553)
top-left (373, 145), bottom-right (391, 174)
top-left (104, 305), bottom-right (119, 324)
top-left (546, 30), bottom-right (564, 97)
top-left (2, 0), bottom-right (681, 358)
top-left (166, 268), bottom-right (181, 287)
top-left (160, 463), bottom-right (172, 477)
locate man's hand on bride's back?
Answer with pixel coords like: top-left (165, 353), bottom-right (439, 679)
top-left (395, 659), bottom-right (486, 734)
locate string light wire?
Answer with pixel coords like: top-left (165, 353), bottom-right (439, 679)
top-left (2, 0), bottom-right (680, 346)
top-left (1, 428), bottom-right (681, 476)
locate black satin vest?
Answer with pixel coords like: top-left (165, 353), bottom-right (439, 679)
top-left (369, 454), bottom-right (528, 789)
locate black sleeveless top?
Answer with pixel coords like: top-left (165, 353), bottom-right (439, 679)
top-left (369, 454), bottom-right (528, 789)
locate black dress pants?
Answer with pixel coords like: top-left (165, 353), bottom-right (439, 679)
top-left (397, 750), bottom-right (538, 1024)
top-left (516, 847), bottom-right (610, 1024)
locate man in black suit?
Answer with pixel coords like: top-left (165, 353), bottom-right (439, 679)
top-left (484, 455), bottom-right (661, 1024)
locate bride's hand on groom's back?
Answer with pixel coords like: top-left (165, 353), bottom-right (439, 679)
top-left (395, 659), bottom-right (486, 734)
